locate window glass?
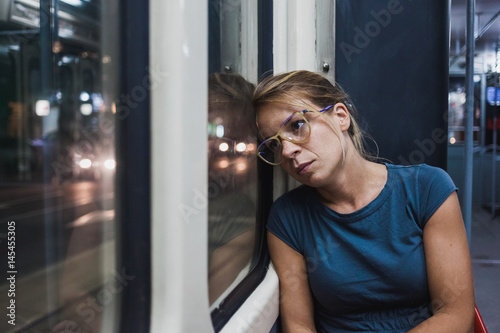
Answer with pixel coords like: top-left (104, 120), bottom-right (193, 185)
top-left (208, 0), bottom-right (259, 308)
top-left (0, 0), bottom-right (119, 332)
top-left (448, 75), bottom-right (481, 144)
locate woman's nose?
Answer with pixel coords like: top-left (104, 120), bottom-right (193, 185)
top-left (281, 140), bottom-right (301, 158)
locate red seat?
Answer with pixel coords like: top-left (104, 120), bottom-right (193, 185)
top-left (474, 305), bottom-right (488, 333)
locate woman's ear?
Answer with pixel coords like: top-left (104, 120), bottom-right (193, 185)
top-left (333, 103), bottom-right (351, 132)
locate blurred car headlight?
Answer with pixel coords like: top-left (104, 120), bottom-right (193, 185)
top-left (79, 158), bottom-right (92, 169)
top-left (235, 142), bottom-right (246, 152)
top-left (104, 159), bottom-right (116, 170)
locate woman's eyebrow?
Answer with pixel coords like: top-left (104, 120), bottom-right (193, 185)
top-left (280, 112), bottom-right (296, 127)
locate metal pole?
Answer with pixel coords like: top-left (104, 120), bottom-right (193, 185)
top-left (40, 0), bottom-right (58, 328)
top-left (481, 73), bottom-right (486, 147)
top-left (478, 73), bottom-right (486, 207)
top-left (464, 0), bottom-right (475, 244)
top-left (493, 64), bottom-right (500, 217)
top-left (477, 73), bottom-right (486, 207)
top-left (40, 0), bottom-right (52, 97)
top-left (53, 0), bottom-right (59, 43)
top-left (492, 108), bottom-right (497, 216)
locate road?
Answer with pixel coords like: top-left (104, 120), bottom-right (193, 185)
top-left (0, 180), bottom-right (115, 332)
top-left (0, 180), bottom-right (114, 278)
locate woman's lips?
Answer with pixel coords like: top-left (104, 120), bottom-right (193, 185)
top-left (296, 162), bottom-right (312, 175)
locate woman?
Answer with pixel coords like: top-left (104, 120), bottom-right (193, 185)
top-left (253, 70), bottom-right (475, 332)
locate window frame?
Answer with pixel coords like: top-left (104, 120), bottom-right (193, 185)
top-left (116, 0), bottom-right (151, 331)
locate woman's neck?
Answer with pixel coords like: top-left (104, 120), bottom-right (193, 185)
top-left (315, 143), bottom-right (387, 214)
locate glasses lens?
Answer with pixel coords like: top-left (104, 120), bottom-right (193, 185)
top-left (256, 112), bottom-right (311, 165)
top-left (281, 112), bottom-right (310, 142)
top-left (257, 138), bottom-right (281, 164)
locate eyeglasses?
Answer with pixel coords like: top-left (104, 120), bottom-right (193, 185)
top-left (257, 105), bottom-right (333, 165)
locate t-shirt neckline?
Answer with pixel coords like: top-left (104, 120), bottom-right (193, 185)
top-left (309, 163), bottom-right (394, 223)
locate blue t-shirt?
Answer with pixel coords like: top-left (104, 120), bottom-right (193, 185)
top-left (267, 163), bottom-right (458, 332)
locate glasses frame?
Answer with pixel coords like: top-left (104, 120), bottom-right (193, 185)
top-left (257, 105), bottom-right (333, 165)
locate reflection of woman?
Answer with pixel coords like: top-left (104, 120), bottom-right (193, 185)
top-left (254, 71), bottom-right (475, 332)
top-left (207, 73), bottom-right (256, 305)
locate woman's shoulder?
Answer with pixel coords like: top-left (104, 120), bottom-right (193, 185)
top-left (274, 185), bottom-right (313, 205)
top-left (384, 162), bottom-right (457, 194)
top-left (384, 163), bottom-right (457, 225)
top-left (385, 162), bottom-right (449, 179)
top-left (270, 185), bottom-right (318, 217)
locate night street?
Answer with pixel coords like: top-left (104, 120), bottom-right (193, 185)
top-left (0, 180), bottom-right (115, 332)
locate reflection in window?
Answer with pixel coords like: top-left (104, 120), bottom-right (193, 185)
top-left (0, 0), bottom-right (119, 332)
top-left (207, 0), bottom-right (260, 310)
top-left (208, 73), bottom-right (257, 307)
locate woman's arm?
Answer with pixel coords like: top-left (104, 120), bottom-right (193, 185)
top-left (408, 192), bottom-right (475, 333)
top-left (268, 231), bottom-right (317, 333)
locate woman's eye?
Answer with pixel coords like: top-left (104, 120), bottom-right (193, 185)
top-left (267, 139), bottom-right (280, 152)
top-left (291, 120), bottom-right (306, 132)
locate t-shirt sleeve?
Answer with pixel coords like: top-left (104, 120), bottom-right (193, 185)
top-left (417, 164), bottom-right (459, 227)
top-left (266, 196), bottom-right (303, 254)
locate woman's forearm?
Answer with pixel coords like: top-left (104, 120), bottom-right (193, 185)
top-left (407, 310), bottom-right (474, 333)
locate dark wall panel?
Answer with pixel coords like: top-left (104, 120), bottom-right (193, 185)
top-left (335, 0), bottom-right (450, 169)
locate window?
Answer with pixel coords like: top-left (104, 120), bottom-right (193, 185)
top-left (448, 75), bottom-right (481, 145)
top-left (208, 72), bottom-right (258, 306)
top-left (207, 0), bottom-right (261, 310)
top-left (0, 0), bottom-right (120, 332)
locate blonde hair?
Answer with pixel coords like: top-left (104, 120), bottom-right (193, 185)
top-left (253, 70), bottom-right (375, 160)
top-left (208, 73), bottom-right (257, 135)
top-left (209, 73), bottom-right (254, 110)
